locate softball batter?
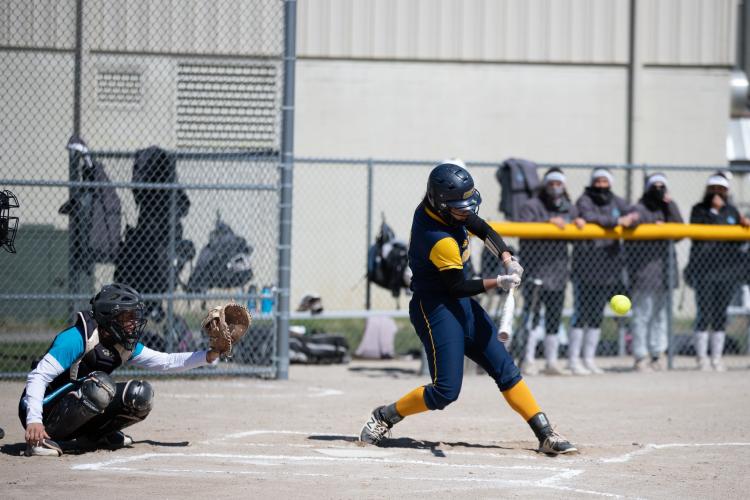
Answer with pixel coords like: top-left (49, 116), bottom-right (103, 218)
top-left (359, 162), bottom-right (576, 455)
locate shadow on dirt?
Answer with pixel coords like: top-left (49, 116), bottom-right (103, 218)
top-left (308, 434), bottom-right (518, 458)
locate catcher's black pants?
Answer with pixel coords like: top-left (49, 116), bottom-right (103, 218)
top-left (18, 381), bottom-right (151, 441)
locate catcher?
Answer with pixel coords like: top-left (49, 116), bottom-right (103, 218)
top-left (17, 283), bottom-right (250, 457)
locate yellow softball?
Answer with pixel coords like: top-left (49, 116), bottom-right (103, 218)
top-left (610, 295), bottom-right (631, 315)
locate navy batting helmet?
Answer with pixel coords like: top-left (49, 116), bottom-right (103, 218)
top-left (91, 283), bottom-right (147, 350)
top-left (426, 162), bottom-right (482, 225)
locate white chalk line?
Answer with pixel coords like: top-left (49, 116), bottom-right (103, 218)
top-left (72, 451), bottom-right (625, 497)
top-left (163, 387), bottom-right (343, 400)
top-left (72, 432), bottom-right (750, 499)
top-left (599, 441), bottom-right (750, 464)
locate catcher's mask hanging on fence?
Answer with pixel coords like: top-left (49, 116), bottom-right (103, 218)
top-left (0, 189), bottom-right (20, 253)
top-left (91, 283), bottom-right (148, 350)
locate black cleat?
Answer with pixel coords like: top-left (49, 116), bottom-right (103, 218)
top-left (528, 412), bottom-right (578, 455)
top-left (538, 429), bottom-right (578, 455)
top-left (359, 406), bottom-right (393, 445)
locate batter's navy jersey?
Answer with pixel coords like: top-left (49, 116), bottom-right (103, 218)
top-left (409, 202), bottom-right (472, 295)
top-left (407, 202), bottom-right (521, 410)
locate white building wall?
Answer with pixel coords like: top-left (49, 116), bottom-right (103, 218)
top-left (0, 0), bottom-right (742, 310)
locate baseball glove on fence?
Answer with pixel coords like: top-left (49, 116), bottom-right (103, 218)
top-left (201, 302), bottom-right (252, 358)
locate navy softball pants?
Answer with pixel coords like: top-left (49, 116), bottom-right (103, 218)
top-left (409, 293), bottom-right (522, 410)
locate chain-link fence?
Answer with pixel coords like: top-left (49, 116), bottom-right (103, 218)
top-left (0, 1), bottom-right (291, 378)
top-left (292, 158), bottom-right (750, 372)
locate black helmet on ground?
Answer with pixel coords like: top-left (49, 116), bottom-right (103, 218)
top-left (91, 283), bottom-right (147, 350)
top-left (426, 162), bottom-right (482, 226)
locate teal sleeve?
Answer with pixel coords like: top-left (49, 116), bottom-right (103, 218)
top-left (47, 326), bottom-right (85, 370)
top-left (129, 342), bottom-right (145, 360)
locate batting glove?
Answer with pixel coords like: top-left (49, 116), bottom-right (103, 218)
top-left (496, 274), bottom-right (521, 290)
top-left (504, 256), bottom-right (524, 278)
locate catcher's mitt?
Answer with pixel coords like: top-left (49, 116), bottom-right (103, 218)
top-left (201, 302), bottom-right (252, 358)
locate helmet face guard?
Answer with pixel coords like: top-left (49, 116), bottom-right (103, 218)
top-left (91, 283), bottom-right (148, 350)
top-left (0, 190), bottom-right (20, 253)
top-left (426, 163), bottom-right (482, 226)
top-left (107, 306), bottom-right (147, 350)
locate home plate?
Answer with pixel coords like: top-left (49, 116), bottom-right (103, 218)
top-left (314, 448), bottom-right (397, 458)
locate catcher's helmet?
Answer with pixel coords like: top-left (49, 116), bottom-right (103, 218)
top-left (0, 190), bottom-right (20, 253)
top-left (426, 162), bottom-right (482, 225)
top-left (91, 283), bottom-right (147, 350)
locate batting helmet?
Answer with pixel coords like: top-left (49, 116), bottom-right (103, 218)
top-left (91, 283), bottom-right (147, 350)
top-left (426, 162), bottom-right (482, 226)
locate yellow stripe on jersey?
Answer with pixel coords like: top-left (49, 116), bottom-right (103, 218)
top-left (429, 237), bottom-right (463, 270)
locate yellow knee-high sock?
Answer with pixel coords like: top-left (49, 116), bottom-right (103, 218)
top-left (501, 380), bottom-right (542, 421)
top-left (395, 386), bottom-right (429, 417)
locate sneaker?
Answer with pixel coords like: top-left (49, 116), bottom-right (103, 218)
top-left (697, 357), bottom-right (711, 372)
top-left (522, 362), bottom-right (539, 376)
top-left (23, 438), bottom-right (63, 457)
top-left (538, 430), bottom-right (578, 455)
top-left (359, 406), bottom-right (392, 445)
top-left (77, 431), bottom-right (133, 450)
top-left (634, 358), bottom-right (652, 373)
top-left (649, 357), bottom-right (664, 372)
top-left (582, 359), bottom-right (604, 374)
top-left (543, 362), bottom-right (569, 376)
top-left (568, 361), bottom-right (591, 376)
top-left (711, 359), bottom-right (727, 372)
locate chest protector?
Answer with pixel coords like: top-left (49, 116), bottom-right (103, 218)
top-left (47, 312), bottom-right (133, 394)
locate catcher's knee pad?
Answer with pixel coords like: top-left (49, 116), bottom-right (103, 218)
top-left (122, 380), bottom-right (154, 417)
top-left (81, 372), bottom-right (117, 411)
top-left (44, 372), bottom-right (116, 439)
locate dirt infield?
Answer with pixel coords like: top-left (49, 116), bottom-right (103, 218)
top-left (2, 357), bottom-right (749, 499)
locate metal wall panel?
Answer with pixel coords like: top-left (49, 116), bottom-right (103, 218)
top-left (643, 0), bottom-right (736, 65)
top-left (297, 0), bottom-right (631, 63)
top-left (0, 0), bottom-right (76, 49)
top-left (83, 0), bottom-right (281, 56)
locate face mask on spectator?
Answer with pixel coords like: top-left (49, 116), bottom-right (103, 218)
top-left (545, 185), bottom-right (564, 199)
top-left (647, 185), bottom-right (666, 202)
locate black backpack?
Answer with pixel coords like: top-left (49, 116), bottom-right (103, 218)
top-left (187, 218), bottom-right (254, 293)
top-left (289, 332), bottom-right (349, 364)
top-left (367, 218), bottom-right (409, 298)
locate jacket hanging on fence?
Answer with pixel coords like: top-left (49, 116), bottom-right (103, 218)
top-left (59, 140), bottom-right (122, 266)
top-left (496, 158), bottom-right (540, 221)
top-left (114, 146), bottom-right (194, 296)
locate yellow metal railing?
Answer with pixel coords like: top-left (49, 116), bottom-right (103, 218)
top-left (488, 222), bottom-right (750, 241)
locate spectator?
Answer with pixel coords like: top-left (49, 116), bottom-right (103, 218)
top-left (626, 173), bottom-right (683, 372)
top-left (570, 168), bottom-right (639, 375)
top-left (518, 168), bottom-right (585, 375)
top-left (685, 172), bottom-right (750, 371)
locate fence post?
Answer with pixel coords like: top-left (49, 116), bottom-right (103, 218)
top-left (67, 0), bottom-right (84, 316)
top-left (666, 239), bottom-right (676, 369)
top-left (166, 184), bottom-right (177, 352)
top-left (276, 0), bottom-right (297, 380)
top-left (366, 158), bottom-right (373, 310)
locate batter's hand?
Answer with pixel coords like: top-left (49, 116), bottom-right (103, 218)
top-left (25, 423), bottom-right (49, 445)
top-left (496, 274), bottom-right (521, 291)
top-left (504, 255), bottom-right (524, 279)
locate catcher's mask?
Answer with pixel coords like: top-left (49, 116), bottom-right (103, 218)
top-left (91, 283), bottom-right (147, 350)
top-left (0, 190), bottom-right (20, 253)
top-left (425, 163), bottom-right (482, 226)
